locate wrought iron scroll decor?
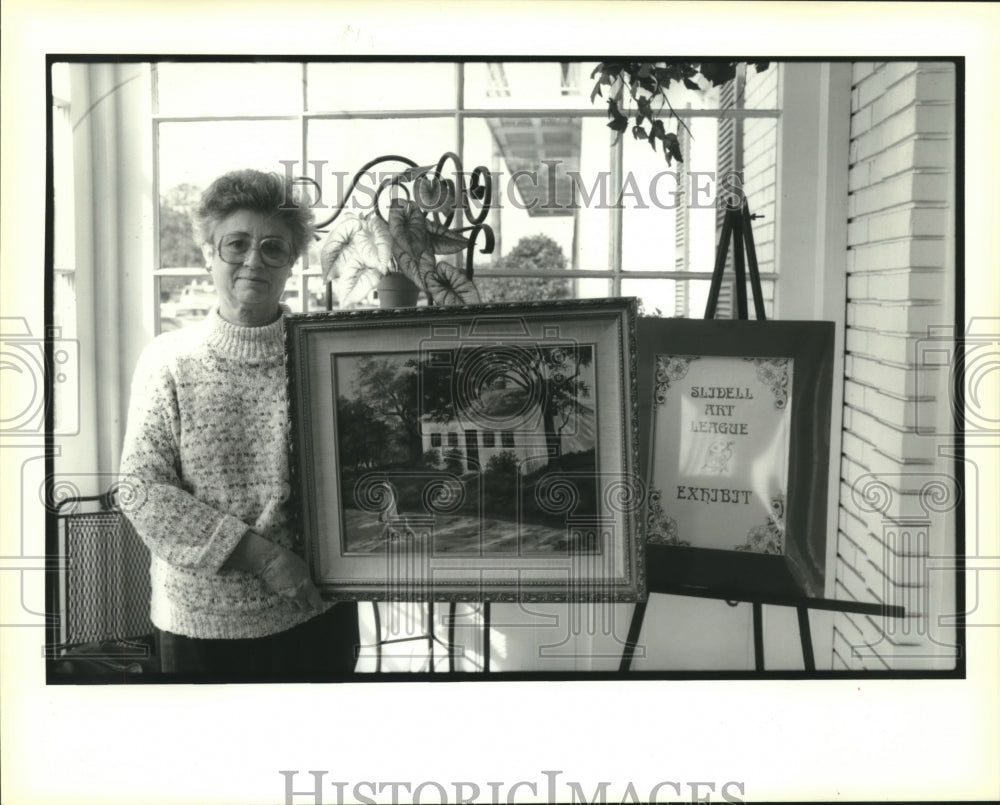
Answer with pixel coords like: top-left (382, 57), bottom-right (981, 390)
top-left (302, 152), bottom-right (495, 294)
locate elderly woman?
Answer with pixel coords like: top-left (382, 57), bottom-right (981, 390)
top-left (120, 169), bottom-right (357, 679)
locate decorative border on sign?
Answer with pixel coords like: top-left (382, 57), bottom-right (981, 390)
top-left (734, 495), bottom-right (785, 554)
top-left (653, 355), bottom-right (700, 406)
top-left (746, 357), bottom-right (790, 409)
top-left (645, 487), bottom-right (691, 547)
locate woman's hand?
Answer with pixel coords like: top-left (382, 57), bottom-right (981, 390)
top-left (257, 547), bottom-right (324, 612)
top-left (224, 530), bottom-right (324, 612)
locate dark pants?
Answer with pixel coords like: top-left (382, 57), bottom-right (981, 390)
top-left (158, 603), bottom-right (359, 681)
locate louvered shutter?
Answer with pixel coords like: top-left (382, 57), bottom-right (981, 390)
top-left (673, 122), bottom-right (690, 315)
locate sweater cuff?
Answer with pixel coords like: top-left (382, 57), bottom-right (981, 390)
top-left (198, 514), bottom-right (251, 573)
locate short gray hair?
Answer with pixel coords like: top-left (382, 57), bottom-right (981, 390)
top-left (191, 169), bottom-right (315, 260)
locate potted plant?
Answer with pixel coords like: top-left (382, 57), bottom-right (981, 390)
top-left (319, 157), bottom-right (488, 308)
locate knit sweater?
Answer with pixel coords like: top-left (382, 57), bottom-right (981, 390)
top-left (119, 306), bottom-right (328, 639)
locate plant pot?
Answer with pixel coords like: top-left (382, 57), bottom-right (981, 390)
top-left (376, 273), bottom-right (420, 308)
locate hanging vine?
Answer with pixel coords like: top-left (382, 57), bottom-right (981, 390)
top-left (590, 61), bottom-right (771, 164)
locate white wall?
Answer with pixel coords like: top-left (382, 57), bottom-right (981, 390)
top-left (833, 62), bottom-right (958, 671)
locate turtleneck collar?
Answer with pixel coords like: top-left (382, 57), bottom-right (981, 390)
top-left (202, 305), bottom-right (289, 362)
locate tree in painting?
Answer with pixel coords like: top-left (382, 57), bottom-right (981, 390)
top-left (334, 395), bottom-right (391, 472)
top-left (419, 343), bottom-right (594, 470)
top-left (346, 356), bottom-right (423, 466)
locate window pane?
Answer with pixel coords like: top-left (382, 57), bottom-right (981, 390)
top-left (620, 109), bottom-right (776, 275)
top-left (741, 115), bottom-right (779, 276)
top-left (575, 277), bottom-right (613, 298)
top-left (305, 237), bottom-right (323, 281)
top-left (157, 272), bottom-right (320, 329)
top-left (158, 120), bottom-right (300, 267)
top-left (464, 116), bottom-right (610, 275)
top-left (621, 117), bottom-right (724, 272)
top-left (307, 62), bottom-right (455, 111)
top-left (281, 273), bottom-right (326, 313)
top-left (299, 271), bottom-right (329, 313)
top-left (158, 275), bottom-right (215, 331)
top-left (622, 278), bottom-right (717, 319)
top-left (708, 277), bottom-right (775, 320)
top-left (52, 63), bottom-right (76, 339)
top-left (621, 135), bottom-right (677, 272)
top-left (306, 117), bottom-right (456, 218)
top-left (463, 62), bottom-right (598, 109)
top-left (760, 278), bottom-right (775, 319)
top-left (620, 277), bottom-right (775, 320)
top-left (685, 117), bottom-right (726, 274)
top-left (473, 274), bottom-right (613, 304)
top-left (52, 79), bottom-right (75, 271)
top-left (305, 117), bottom-right (455, 308)
top-left (156, 62), bottom-right (303, 116)
top-left (474, 274), bottom-right (573, 304)
top-left (51, 61), bottom-right (71, 103)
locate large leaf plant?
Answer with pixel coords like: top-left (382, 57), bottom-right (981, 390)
top-left (320, 166), bottom-right (482, 307)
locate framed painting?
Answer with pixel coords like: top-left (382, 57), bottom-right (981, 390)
top-left (636, 318), bottom-right (835, 601)
top-left (285, 298), bottom-right (645, 602)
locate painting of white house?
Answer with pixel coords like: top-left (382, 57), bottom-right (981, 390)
top-left (332, 344), bottom-right (599, 555)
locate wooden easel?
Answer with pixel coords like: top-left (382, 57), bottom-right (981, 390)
top-left (619, 198), bottom-right (903, 672)
top-left (704, 197), bottom-right (767, 321)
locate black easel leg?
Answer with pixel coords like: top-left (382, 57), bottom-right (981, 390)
top-left (752, 602), bottom-right (764, 671)
top-left (619, 600), bottom-right (648, 672)
top-left (704, 213), bottom-right (735, 319)
top-left (732, 214), bottom-right (748, 319)
top-left (482, 602), bottom-right (491, 673)
top-left (448, 602), bottom-right (457, 673)
top-left (797, 606), bottom-right (815, 671)
top-left (427, 601), bottom-right (434, 672)
top-left (372, 602), bottom-right (382, 674)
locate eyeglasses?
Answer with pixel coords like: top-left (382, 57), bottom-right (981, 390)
top-left (216, 233), bottom-right (293, 268)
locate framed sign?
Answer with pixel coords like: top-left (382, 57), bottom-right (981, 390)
top-left (636, 318), bottom-right (835, 601)
top-left (285, 298), bottom-right (645, 602)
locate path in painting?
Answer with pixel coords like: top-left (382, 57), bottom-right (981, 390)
top-left (343, 508), bottom-right (575, 554)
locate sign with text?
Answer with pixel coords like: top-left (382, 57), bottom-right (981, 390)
top-left (647, 354), bottom-right (792, 554)
top-left (636, 318), bottom-right (834, 601)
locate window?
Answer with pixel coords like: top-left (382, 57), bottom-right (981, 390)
top-left (447, 432), bottom-right (459, 448)
top-left (501, 431), bottom-right (515, 448)
top-left (430, 432), bottom-right (442, 448)
top-left (482, 431), bottom-right (496, 448)
top-left (50, 63), bottom-right (79, 439)
top-left (152, 61), bottom-right (781, 331)
top-left (51, 64), bottom-right (76, 335)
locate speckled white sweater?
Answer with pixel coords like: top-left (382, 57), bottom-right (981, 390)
top-left (119, 307), bottom-right (326, 639)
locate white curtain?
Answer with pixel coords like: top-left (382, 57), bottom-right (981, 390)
top-left (57, 63), bottom-right (154, 491)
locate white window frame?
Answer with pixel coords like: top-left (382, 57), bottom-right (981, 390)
top-left (149, 60), bottom-right (784, 331)
top-left (765, 62), bottom-right (851, 664)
